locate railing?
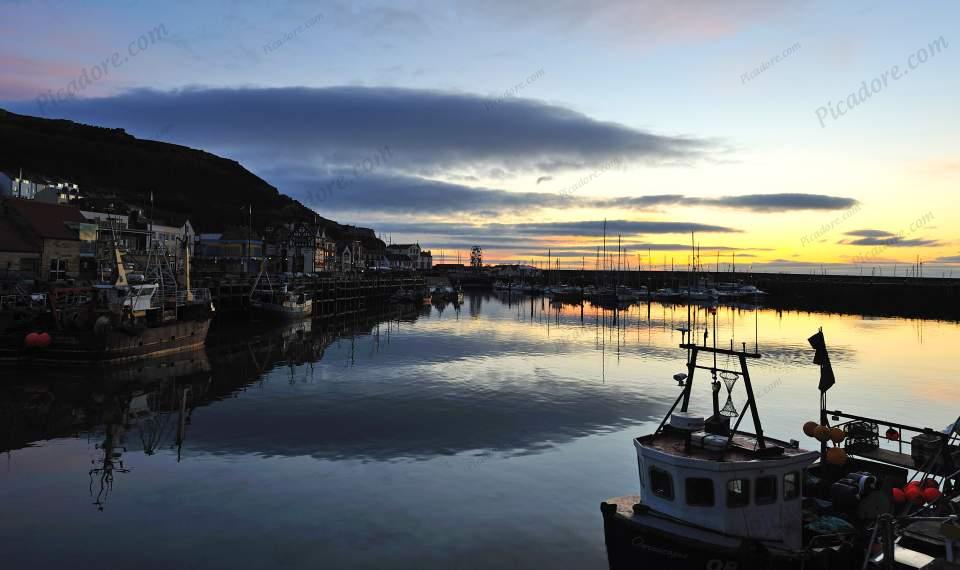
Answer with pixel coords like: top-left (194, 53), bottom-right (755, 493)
top-left (0, 293), bottom-right (48, 311)
top-left (175, 288), bottom-right (211, 306)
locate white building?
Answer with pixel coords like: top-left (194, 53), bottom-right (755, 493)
top-left (0, 171), bottom-right (81, 203)
top-left (150, 220), bottom-right (195, 254)
top-left (386, 243), bottom-right (432, 270)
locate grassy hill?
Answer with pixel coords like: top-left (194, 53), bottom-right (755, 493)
top-left (0, 109), bottom-right (382, 247)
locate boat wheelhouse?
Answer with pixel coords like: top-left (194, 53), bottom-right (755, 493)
top-left (634, 415), bottom-right (818, 551)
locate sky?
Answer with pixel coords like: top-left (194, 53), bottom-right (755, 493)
top-left (1, 0), bottom-right (958, 274)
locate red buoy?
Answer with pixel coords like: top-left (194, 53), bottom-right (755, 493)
top-left (885, 427), bottom-right (899, 441)
top-left (921, 478), bottom-right (939, 489)
top-left (922, 487), bottom-right (941, 503)
top-left (24, 332), bottom-right (40, 348)
top-left (36, 332), bottom-right (52, 348)
top-left (905, 486), bottom-right (923, 504)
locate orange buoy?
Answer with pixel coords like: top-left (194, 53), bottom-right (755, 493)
top-left (803, 421), bottom-right (818, 437)
top-left (825, 447), bottom-right (847, 465)
top-left (922, 487), bottom-right (941, 503)
top-left (891, 488), bottom-right (906, 504)
top-left (814, 425), bottom-right (831, 442)
top-left (829, 427), bottom-right (845, 444)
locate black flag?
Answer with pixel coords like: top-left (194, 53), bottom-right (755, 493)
top-left (808, 330), bottom-right (835, 392)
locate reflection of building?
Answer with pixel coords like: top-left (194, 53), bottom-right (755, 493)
top-left (0, 199), bottom-right (96, 281)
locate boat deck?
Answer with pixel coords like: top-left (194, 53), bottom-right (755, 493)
top-left (637, 430), bottom-right (814, 463)
top-left (853, 447), bottom-right (916, 470)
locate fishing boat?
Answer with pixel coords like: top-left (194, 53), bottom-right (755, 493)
top-left (4, 244), bottom-right (212, 363)
top-left (601, 327), bottom-right (959, 569)
top-left (249, 269), bottom-right (312, 319)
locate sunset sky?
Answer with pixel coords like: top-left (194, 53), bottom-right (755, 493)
top-left (2, 0), bottom-right (958, 273)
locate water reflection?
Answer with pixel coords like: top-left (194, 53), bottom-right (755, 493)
top-left (1, 295), bottom-right (957, 568)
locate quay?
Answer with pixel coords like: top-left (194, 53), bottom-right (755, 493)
top-left (194, 272), bottom-right (426, 318)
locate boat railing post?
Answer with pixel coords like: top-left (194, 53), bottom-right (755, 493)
top-left (739, 353), bottom-right (765, 448)
top-left (680, 347), bottom-right (698, 412)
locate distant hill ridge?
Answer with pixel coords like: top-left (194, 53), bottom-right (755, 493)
top-left (0, 108), bottom-right (382, 247)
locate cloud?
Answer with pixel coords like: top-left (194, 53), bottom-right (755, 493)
top-left (600, 192), bottom-right (858, 212)
top-left (275, 171), bottom-right (575, 215)
top-left (844, 229), bottom-right (895, 238)
top-left (934, 255), bottom-right (960, 263)
top-left (842, 237), bottom-right (940, 247)
top-left (274, 168), bottom-right (856, 218)
top-left (370, 220), bottom-right (739, 240)
top-left (10, 86), bottom-right (720, 178)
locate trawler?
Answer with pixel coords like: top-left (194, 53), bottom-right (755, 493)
top-left (249, 268), bottom-right (313, 319)
top-left (601, 327), bottom-right (959, 569)
top-left (5, 241), bottom-right (213, 363)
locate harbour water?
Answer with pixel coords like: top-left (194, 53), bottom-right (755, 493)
top-left (1, 294), bottom-right (957, 569)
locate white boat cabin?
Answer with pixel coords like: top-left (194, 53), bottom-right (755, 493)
top-left (93, 283), bottom-right (159, 312)
top-left (634, 412), bottom-right (819, 550)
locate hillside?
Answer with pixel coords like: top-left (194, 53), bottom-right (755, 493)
top-left (0, 109), bottom-right (382, 247)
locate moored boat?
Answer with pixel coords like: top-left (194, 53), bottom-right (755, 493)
top-left (3, 245), bottom-right (213, 363)
top-left (601, 326), bottom-right (959, 569)
top-left (249, 269), bottom-right (312, 319)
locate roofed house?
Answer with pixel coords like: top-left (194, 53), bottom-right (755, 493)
top-left (194, 228), bottom-right (264, 274)
top-left (337, 240), bottom-right (363, 272)
top-left (385, 252), bottom-right (414, 270)
top-left (0, 199), bottom-right (96, 281)
top-left (265, 221), bottom-right (337, 274)
top-left (386, 242), bottom-right (432, 270)
top-left (0, 170), bottom-right (81, 203)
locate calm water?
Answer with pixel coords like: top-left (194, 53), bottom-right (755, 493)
top-left (2, 295), bottom-right (958, 569)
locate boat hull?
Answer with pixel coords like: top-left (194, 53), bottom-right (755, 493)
top-left (601, 497), bottom-right (855, 570)
top-left (4, 317), bottom-right (210, 363)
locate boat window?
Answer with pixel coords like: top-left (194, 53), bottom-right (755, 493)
top-left (685, 478), bottom-right (714, 507)
top-left (727, 479), bottom-right (750, 508)
top-left (649, 466), bottom-right (674, 500)
top-left (756, 476), bottom-right (777, 505)
top-left (783, 471), bottom-right (800, 500)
